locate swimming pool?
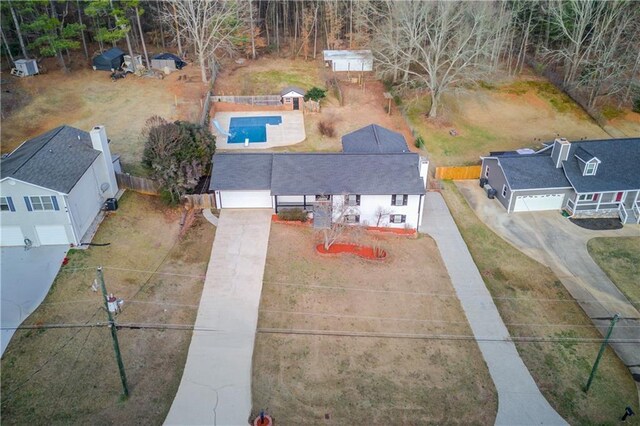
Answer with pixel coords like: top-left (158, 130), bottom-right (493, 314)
top-left (228, 116), bottom-right (282, 143)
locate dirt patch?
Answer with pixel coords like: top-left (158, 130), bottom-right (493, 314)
top-left (252, 224), bottom-right (497, 424)
top-left (569, 218), bottom-right (623, 230)
top-left (1, 192), bottom-right (215, 424)
top-left (1, 57), bottom-right (206, 174)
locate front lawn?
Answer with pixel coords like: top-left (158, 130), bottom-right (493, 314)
top-left (587, 237), bottom-right (640, 311)
top-left (1, 192), bottom-right (215, 424)
top-left (252, 224), bottom-right (497, 424)
top-left (441, 181), bottom-right (638, 425)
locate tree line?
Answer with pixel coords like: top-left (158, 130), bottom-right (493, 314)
top-left (1, 0), bottom-right (639, 116)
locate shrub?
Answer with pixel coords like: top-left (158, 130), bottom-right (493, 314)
top-left (304, 87), bottom-right (327, 102)
top-left (277, 208), bottom-right (308, 222)
top-left (415, 135), bottom-right (425, 149)
top-left (318, 120), bottom-right (336, 137)
top-left (633, 97), bottom-right (640, 114)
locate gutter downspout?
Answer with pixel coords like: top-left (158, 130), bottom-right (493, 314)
top-left (63, 195), bottom-right (80, 246)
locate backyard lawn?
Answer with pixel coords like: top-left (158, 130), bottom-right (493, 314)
top-left (252, 224), bottom-right (497, 424)
top-left (441, 181), bottom-right (638, 424)
top-left (0, 192), bottom-right (215, 424)
top-left (588, 237), bottom-right (640, 311)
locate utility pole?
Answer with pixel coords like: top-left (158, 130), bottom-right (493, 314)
top-left (97, 267), bottom-right (129, 398)
top-left (584, 313), bottom-right (619, 393)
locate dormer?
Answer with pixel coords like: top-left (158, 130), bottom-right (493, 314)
top-left (574, 147), bottom-right (600, 176)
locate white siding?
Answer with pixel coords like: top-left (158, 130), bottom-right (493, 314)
top-left (0, 178), bottom-right (73, 246)
top-left (332, 58), bottom-right (373, 72)
top-left (67, 161), bottom-right (105, 241)
top-left (333, 194), bottom-right (422, 229)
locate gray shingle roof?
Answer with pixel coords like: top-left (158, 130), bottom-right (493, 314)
top-left (341, 124), bottom-right (409, 154)
top-left (1, 125), bottom-right (100, 193)
top-left (563, 138), bottom-right (640, 193)
top-left (279, 86), bottom-right (306, 97)
top-left (209, 153), bottom-right (273, 191)
top-left (498, 153), bottom-right (571, 190)
top-left (209, 152), bottom-right (426, 195)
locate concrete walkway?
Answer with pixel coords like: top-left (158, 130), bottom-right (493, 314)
top-left (456, 180), bottom-right (640, 384)
top-left (421, 192), bottom-right (566, 425)
top-left (202, 209), bottom-right (219, 227)
top-left (165, 209), bottom-right (272, 426)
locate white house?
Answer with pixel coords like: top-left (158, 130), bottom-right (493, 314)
top-left (1, 125), bottom-right (119, 247)
top-left (323, 50), bottom-right (374, 72)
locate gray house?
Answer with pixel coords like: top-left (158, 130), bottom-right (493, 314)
top-left (0, 125), bottom-right (119, 246)
top-left (480, 137), bottom-right (640, 223)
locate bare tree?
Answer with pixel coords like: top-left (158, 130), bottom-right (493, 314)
top-left (167, 0), bottom-right (244, 83)
top-left (374, 206), bottom-right (391, 227)
top-left (373, 1), bottom-right (505, 117)
top-left (314, 195), bottom-right (361, 250)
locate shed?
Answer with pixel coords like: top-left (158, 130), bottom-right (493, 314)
top-left (323, 50), bottom-right (373, 72)
top-left (92, 48), bottom-right (125, 71)
top-left (280, 86), bottom-right (306, 111)
top-left (13, 59), bottom-right (39, 77)
top-left (151, 53), bottom-right (187, 71)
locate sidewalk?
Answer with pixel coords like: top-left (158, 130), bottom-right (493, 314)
top-left (164, 209), bottom-right (272, 426)
top-left (421, 192), bottom-right (566, 425)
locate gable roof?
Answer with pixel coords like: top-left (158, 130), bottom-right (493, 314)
top-left (323, 50), bottom-right (373, 61)
top-left (574, 147), bottom-right (599, 163)
top-left (280, 86), bottom-right (306, 97)
top-left (562, 138), bottom-right (640, 193)
top-left (1, 125), bottom-right (100, 194)
top-left (496, 153), bottom-right (571, 190)
top-left (341, 124), bottom-right (409, 154)
top-left (210, 152), bottom-right (425, 195)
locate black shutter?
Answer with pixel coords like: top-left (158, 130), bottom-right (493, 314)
top-left (355, 215), bottom-right (360, 223)
top-left (401, 215), bottom-right (406, 223)
top-left (391, 195), bottom-right (396, 205)
top-left (403, 195), bottom-right (408, 206)
top-left (356, 195), bottom-right (361, 206)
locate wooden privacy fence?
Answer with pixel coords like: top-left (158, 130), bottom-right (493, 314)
top-left (435, 165), bottom-right (482, 180)
top-left (212, 95), bottom-right (282, 106)
top-left (182, 193), bottom-right (216, 209)
top-left (116, 173), bottom-right (160, 195)
top-left (199, 91), bottom-right (212, 126)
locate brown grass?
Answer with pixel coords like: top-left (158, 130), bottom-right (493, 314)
top-left (441, 182), bottom-right (639, 424)
top-left (0, 192), bottom-right (215, 424)
top-left (252, 224), bottom-right (497, 424)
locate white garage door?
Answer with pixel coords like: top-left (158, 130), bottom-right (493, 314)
top-left (219, 191), bottom-right (272, 208)
top-left (513, 194), bottom-right (564, 212)
top-left (1, 226), bottom-right (25, 246)
top-left (35, 225), bottom-right (69, 245)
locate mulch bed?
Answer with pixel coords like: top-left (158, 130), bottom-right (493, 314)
top-left (569, 217), bottom-right (623, 230)
top-left (316, 243), bottom-right (387, 260)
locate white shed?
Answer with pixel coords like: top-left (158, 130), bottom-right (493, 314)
top-left (323, 50), bottom-right (373, 72)
top-left (12, 59), bottom-right (39, 77)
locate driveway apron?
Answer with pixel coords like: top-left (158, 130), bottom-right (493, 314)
top-left (165, 209), bottom-right (272, 426)
top-left (456, 180), bottom-right (640, 385)
top-left (421, 192), bottom-right (566, 425)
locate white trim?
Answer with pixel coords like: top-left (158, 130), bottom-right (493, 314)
top-left (0, 177), bottom-right (69, 195)
top-left (62, 195), bottom-right (80, 246)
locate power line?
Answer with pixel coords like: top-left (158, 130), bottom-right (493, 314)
top-left (60, 265), bottom-right (206, 279)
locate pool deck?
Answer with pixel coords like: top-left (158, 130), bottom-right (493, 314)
top-left (212, 111), bottom-right (306, 150)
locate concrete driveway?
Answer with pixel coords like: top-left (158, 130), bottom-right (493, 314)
top-left (456, 180), bottom-right (640, 382)
top-left (165, 209), bottom-right (272, 426)
top-left (1, 245), bottom-right (68, 356)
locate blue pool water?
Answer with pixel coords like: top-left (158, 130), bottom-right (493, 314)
top-left (228, 116), bottom-right (282, 143)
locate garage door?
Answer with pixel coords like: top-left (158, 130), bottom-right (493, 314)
top-left (513, 194), bottom-right (564, 212)
top-left (0, 226), bottom-right (25, 246)
top-left (219, 191), bottom-right (272, 208)
top-left (35, 225), bottom-right (69, 245)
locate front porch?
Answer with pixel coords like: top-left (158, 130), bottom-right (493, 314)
top-left (565, 190), bottom-right (640, 223)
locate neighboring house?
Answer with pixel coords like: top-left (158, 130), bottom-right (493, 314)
top-left (0, 125), bottom-right (119, 247)
top-left (323, 50), bottom-right (373, 72)
top-left (342, 124), bottom-right (410, 153)
top-left (480, 137), bottom-right (640, 223)
top-left (280, 86), bottom-right (306, 111)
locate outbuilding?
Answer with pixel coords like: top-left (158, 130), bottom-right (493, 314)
top-left (92, 47), bottom-right (125, 71)
top-left (280, 86), bottom-right (305, 111)
top-left (323, 50), bottom-right (373, 72)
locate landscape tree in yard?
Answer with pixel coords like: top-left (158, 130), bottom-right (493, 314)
top-left (142, 116), bottom-right (216, 204)
top-left (314, 196), bottom-right (362, 251)
top-left (167, 0), bottom-right (245, 83)
top-left (373, 1), bottom-right (507, 118)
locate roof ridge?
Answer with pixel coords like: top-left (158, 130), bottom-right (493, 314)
top-left (371, 124), bottom-right (382, 150)
top-left (10, 126), bottom-right (66, 175)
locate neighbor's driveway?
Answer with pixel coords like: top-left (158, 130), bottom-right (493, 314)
top-left (420, 192), bottom-right (566, 425)
top-left (165, 209), bottom-right (272, 426)
top-left (456, 180), bottom-right (640, 381)
top-left (1, 245), bottom-right (68, 356)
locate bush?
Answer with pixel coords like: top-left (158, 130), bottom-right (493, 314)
top-left (304, 87), bottom-right (327, 102)
top-left (277, 208), bottom-right (308, 222)
top-left (415, 135), bottom-right (425, 149)
top-left (633, 97), bottom-right (640, 114)
top-left (318, 120), bottom-right (336, 137)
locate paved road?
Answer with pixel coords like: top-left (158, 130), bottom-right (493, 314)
top-left (456, 180), bottom-right (640, 384)
top-left (165, 209), bottom-right (272, 426)
top-left (1, 245), bottom-right (68, 356)
top-left (421, 192), bottom-right (566, 425)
